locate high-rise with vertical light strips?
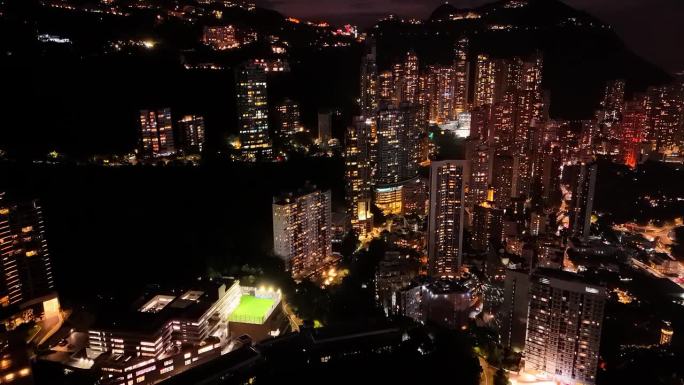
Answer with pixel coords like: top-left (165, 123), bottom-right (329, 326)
top-left (272, 187), bottom-right (332, 280)
top-left (139, 108), bottom-right (175, 158)
top-left (177, 115), bottom-right (205, 155)
top-left (236, 62), bottom-right (272, 161)
top-left (453, 37), bottom-right (470, 115)
top-left (274, 98), bottom-right (303, 143)
top-left (0, 193), bottom-right (59, 327)
top-left (524, 269), bottom-right (605, 385)
top-left (360, 38), bottom-right (378, 116)
top-left (345, 117), bottom-right (374, 237)
top-left (428, 160), bottom-right (468, 278)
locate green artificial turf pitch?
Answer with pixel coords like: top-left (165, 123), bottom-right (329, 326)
top-left (228, 295), bottom-right (274, 323)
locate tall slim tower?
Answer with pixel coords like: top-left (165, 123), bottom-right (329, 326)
top-left (428, 161), bottom-right (469, 278)
top-left (345, 117), bottom-right (374, 237)
top-left (402, 51), bottom-right (419, 104)
top-left (0, 193), bottom-right (59, 323)
top-left (465, 141), bottom-right (493, 208)
top-left (570, 162), bottom-right (597, 241)
top-left (492, 151), bottom-right (514, 209)
top-left (500, 268), bottom-right (530, 353)
top-left (619, 97), bottom-right (648, 168)
top-left (272, 187), bottom-right (332, 280)
top-left (434, 66), bottom-right (456, 123)
top-left (177, 115), bottom-right (205, 155)
top-left (474, 54), bottom-right (496, 108)
top-left (471, 199), bottom-right (503, 252)
top-left (599, 79), bottom-right (626, 122)
top-left (139, 108), bottom-right (175, 158)
top-left (646, 83), bottom-right (684, 155)
top-left (360, 38), bottom-right (378, 115)
top-left (453, 37), bottom-right (470, 115)
top-left (318, 110), bottom-right (332, 145)
top-left (274, 98), bottom-right (303, 143)
top-left (514, 53), bottom-right (544, 153)
top-left (236, 62), bottom-right (272, 161)
top-left (524, 269), bottom-right (605, 385)
top-left (374, 104), bottom-right (420, 185)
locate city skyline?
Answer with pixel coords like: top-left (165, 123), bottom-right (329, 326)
top-left (255, 0), bottom-right (684, 73)
top-left (0, 0), bottom-right (682, 384)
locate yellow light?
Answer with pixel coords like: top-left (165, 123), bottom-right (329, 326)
top-left (18, 368), bottom-right (30, 377)
top-left (43, 297), bottom-right (61, 318)
top-left (142, 40), bottom-right (156, 49)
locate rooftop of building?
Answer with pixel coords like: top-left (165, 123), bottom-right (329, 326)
top-left (228, 295), bottom-right (275, 325)
top-left (408, 277), bottom-right (471, 295)
top-left (272, 183), bottom-right (328, 204)
top-left (90, 278), bottom-right (237, 335)
top-left (531, 268), bottom-right (606, 292)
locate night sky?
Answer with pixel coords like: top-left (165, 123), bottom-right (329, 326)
top-left (256, 0), bottom-right (684, 73)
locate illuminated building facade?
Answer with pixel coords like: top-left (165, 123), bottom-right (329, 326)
top-left (599, 79), bottom-right (625, 122)
top-left (374, 103), bottom-right (420, 185)
top-left (619, 97), bottom-right (648, 167)
top-left (0, 193), bottom-right (59, 330)
top-left (490, 90), bottom-right (516, 150)
top-left (524, 269), bottom-right (605, 385)
top-left (202, 25), bottom-right (239, 50)
top-left (401, 51), bottom-right (419, 104)
top-left (88, 280), bottom-right (241, 358)
top-left (511, 152), bottom-right (533, 199)
top-left (374, 105), bottom-right (402, 185)
top-left (453, 37), bottom-right (470, 115)
top-left (359, 39), bottom-right (378, 115)
top-left (378, 71), bottom-right (395, 106)
top-left (492, 151), bottom-right (514, 209)
top-left (274, 98), bottom-right (303, 142)
top-left (660, 322), bottom-right (674, 345)
top-left (416, 72), bottom-right (434, 125)
top-left (646, 82), bottom-right (684, 156)
top-left (401, 177), bottom-right (428, 216)
top-left (471, 190), bottom-right (503, 252)
top-left (374, 183), bottom-right (404, 215)
top-left (470, 104), bottom-right (493, 141)
top-left (474, 54), bottom-right (496, 107)
top-left (391, 63), bottom-right (405, 106)
top-left (272, 187), bottom-right (332, 280)
top-left (236, 62), bottom-right (272, 161)
top-left (514, 54), bottom-right (544, 153)
top-left (399, 279), bottom-right (474, 330)
top-left (87, 280), bottom-right (283, 385)
top-left (428, 160), bottom-right (468, 278)
top-left (466, 142), bottom-right (493, 208)
top-left (432, 66), bottom-right (456, 123)
top-left (345, 117), bottom-right (373, 236)
top-left (474, 53), bottom-right (544, 154)
top-left (139, 108), bottom-right (175, 158)
top-left (177, 115), bottom-right (205, 155)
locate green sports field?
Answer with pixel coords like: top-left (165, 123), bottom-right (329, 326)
top-left (228, 295), bottom-right (275, 324)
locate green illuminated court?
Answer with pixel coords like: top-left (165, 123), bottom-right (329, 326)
top-left (228, 295), bottom-right (275, 324)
